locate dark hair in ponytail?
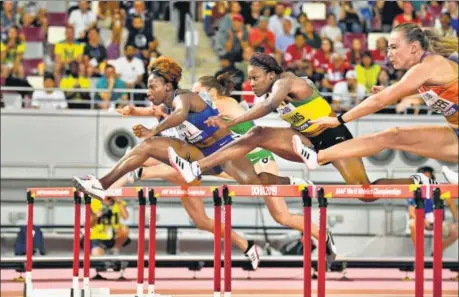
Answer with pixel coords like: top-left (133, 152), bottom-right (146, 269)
top-left (198, 72), bottom-right (235, 97)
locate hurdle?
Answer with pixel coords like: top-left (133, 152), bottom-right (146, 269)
top-left (24, 184), bottom-right (458, 297)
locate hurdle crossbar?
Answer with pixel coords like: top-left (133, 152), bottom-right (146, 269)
top-left (25, 184), bottom-right (458, 297)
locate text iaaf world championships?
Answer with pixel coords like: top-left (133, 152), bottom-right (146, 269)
top-left (160, 188), bottom-right (207, 196)
top-left (334, 188), bottom-right (403, 196)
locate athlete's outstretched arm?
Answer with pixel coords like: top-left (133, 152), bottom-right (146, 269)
top-left (212, 77), bottom-right (293, 128)
top-left (153, 93), bottom-right (191, 135)
top-left (311, 63), bottom-right (431, 128)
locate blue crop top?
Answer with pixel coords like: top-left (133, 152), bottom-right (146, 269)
top-left (172, 92), bottom-right (220, 145)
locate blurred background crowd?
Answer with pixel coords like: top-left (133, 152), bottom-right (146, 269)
top-left (0, 0), bottom-right (458, 113)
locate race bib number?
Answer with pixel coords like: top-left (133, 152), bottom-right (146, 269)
top-left (177, 121), bottom-right (204, 144)
top-left (420, 90), bottom-right (458, 117)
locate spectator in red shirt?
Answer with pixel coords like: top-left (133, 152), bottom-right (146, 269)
top-left (370, 36), bottom-right (389, 68)
top-left (346, 38), bottom-right (363, 67)
top-left (393, 2), bottom-right (421, 28)
top-left (313, 37), bottom-right (334, 75)
top-left (321, 52), bottom-right (352, 100)
top-left (284, 32), bottom-right (314, 72)
top-left (248, 16), bottom-right (276, 55)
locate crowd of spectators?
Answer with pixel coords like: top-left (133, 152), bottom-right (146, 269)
top-left (1, 0), bottom-right (166, 109)
top-left (208, 1), bottom-right (458, 114)
top-left (1, 1), bottom-right (458, 114)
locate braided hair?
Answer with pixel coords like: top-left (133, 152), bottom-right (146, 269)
top-left (249, 52), bottom-right (283, 74)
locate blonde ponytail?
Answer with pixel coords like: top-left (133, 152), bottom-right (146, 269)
top-left (422, 27), bottom-right (458, 58)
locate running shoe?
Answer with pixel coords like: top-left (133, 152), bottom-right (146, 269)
top-left (127, 167), bottom-right (143, 184)
top-left (325, 229), bottom-right (337, 266)
top-left (411, 173), bottom-right (439, 185)
top-left (442, 166), bottom-right (458, 184)
top-left (245, 240), bottom-right (260, 270)
top-left (289, 176), bottom-right (314, 185)
top-left (168, 147), bottom-right (201, 183)
top-left (292, 135), bottom-right (320, 170)
top-left (72, 174), bottom-right (106, 201)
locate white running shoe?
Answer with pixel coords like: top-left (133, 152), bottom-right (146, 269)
top-left (442, 166), bottom-right (458, 184)
top-left (168, 147), bottom-right (201, 183)
top-left (126, 167), bottom-right (142, 184)
top-left (325, 230), bottom-right (337, 266)
top-left (245, 240), bottom-right (260, 270)
top-left (292, 135), bottom-right (320, 170)
top-left (72, 175), bottom-right (106, 201)
top-left (290, 176), bottom-right (314, 185)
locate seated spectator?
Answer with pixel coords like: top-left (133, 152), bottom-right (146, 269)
top-left (97, 1), bottom-right (125, 30)
top-left (126, 16), bottom-right (159, 62)
top-left (209, 1), bottom-right (229, 36)
top-left (444, 1), bottom-right (458, 34)
top-left (59, 61), bottom-right (91, 109)
top-left (371, 0), bottom-right (385, 32)
top-left (31, 73), bottom-right (67, 109)
top-left (90, 196), bottom-right (130, 256)
top-left (249, 16), bottom-right (276, 55)
top-left (407, 167), bottom-right (458, 255)
top-left (0, 26), bottom-right (26, 79)
top-left (127, 0), bottom-right (154, 36)
top-left (346, 38), bottom-right (363, 66)
top-left (370, 37), bottom-right (390, 68)
top-left (83, 28), bottom-right (108, 77)
top-left (68, 0), bottom-right (97, 40)
top-left (438, 12), bottom-right (458, 37)
top-left (428, 1), bottom-right (444, 21)
top-left (331, 70), bottom-right (366, 112)
top-left (54, 25), bottom-right (84, 79)
top-left (96, 64), bottom-right (127, 110)
top-left (338, 2), bottom-right (362, 33)
top-left (0, 1), bottom-right (16, 40)
top-left (215, 54), bottom-right (244, 102)
top-left (419, 4), bottom-right (433, 26)
top-left (284, 32), bottom-right (314, 73)
top-left (393, 2), bottom-right (421, 28)
top-left (115, 44), bottom-right (146, 106)
top-left (268, 3), bottom-right (297, 37)
top-left (323, 52), bottom-right (352, 88)
top-left (376, 68), bottom-right (391, 88)
top-left (355, 51), bottom-right (381, 93)
top-left (296, 12), bottom-right (309, 29)
top-left (275, 19), bottom-right (295, 54)
top-left (217, 13), bottom-right (249, 63)
top-left (218, 1), bottom-right (242, 37)
top-left (235, 46), bottom-right (255, 78)
top-left (381, 1), bottom-right (404, 32)
top-left (298, 20), bottom-right (321, 50)
top-left (243, 1), bottom-right (262, 29)
top-left (106, 17), bottom-right (123, 60)
top-left (17, 1), bottom-right (47, 31)
top-left (1, 63), bottom-right (33, 108)
top-left (313, 37), bottom-right (334, 75)
top-left (320, 13), bottom-right (342, 45)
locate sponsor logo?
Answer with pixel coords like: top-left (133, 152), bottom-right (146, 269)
top-left (251, 186), bottom-right (278, 196)
top-left (333, 187), bottom-right (402, 197)
top-left (160, 188), bottom-right (207, 196)
top-left (36, 189), bottom-right (72, 196)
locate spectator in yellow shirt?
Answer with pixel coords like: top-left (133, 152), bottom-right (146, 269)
top-left (0, 26), bottom-right (25, 79)
top-left (90, 197), bottom-right (130, 256)
top-left (54, 25), bottom-right (84, 79)
top-left (59, 61), bottom-right (91, 109)
top-left (355, 51), bottom-right (381, 93)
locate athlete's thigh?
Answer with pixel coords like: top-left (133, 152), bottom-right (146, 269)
top-left (256, 127), bottom-right (312, 163)
top-left (332, 157), bottom-right (370, 185)
top-left (144, 136), bottom-right (205, 165)
top-left (221, 157), bottom-right (260, 184)
top-left (389, 125), bottom-right (459, 163)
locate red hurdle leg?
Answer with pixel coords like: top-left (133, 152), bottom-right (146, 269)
top-left (148, 189), bottom-right (157, 297)
top-left (317, 188), bottom-right (328, 297)
top-left (223, 186), bottom-right (232, 297)
top-left (71, 191), bottom-right (82, 296)
top-left (25, 191), bottom-right (34, 297)
top-left (83, 194), bottom-right (92, 296)
top-left (414, 188), bottom-right (425, 297)
top-left (137, 189), bottom-right (146, 297)
top-left (302, 188), bottom-right (312, 297)
top-left (433, 188), bottom-right (443, 297)
top-left (213, 189), bottom-right (222, 297)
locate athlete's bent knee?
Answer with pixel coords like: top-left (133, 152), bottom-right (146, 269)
top-left (381, 127), bottom-right (404, 148)
top-left (246, 126), bottom-right (265, 142)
